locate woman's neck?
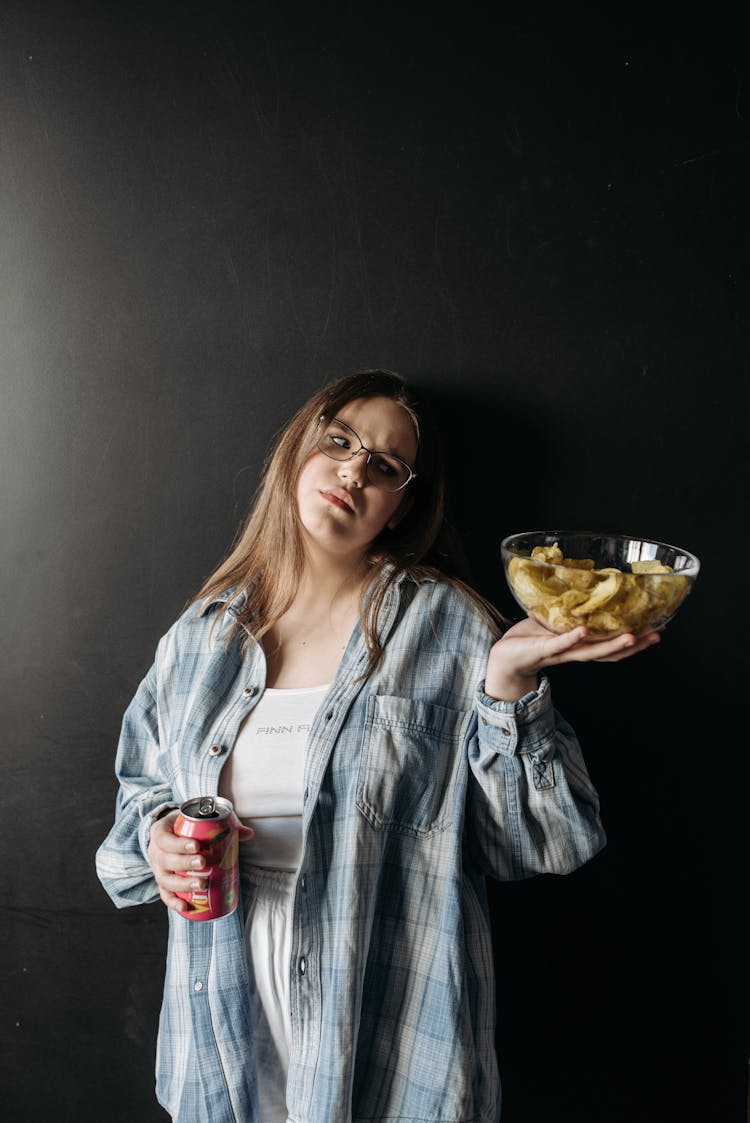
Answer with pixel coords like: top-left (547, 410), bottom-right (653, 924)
top-left (298, 540), bottom-right (370, 604)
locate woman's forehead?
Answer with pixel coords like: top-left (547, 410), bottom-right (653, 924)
top-left (334, 397), bottom-right (419, 458)
top-left (335, 396), bottom-right (418, 459)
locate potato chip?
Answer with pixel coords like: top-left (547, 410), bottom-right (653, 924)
top-left (558, 567), bottom-right (595, 591)
top-left (640, 573), bottom-right (688, 617)
top-left (546, 604), bottom-right (577, 631)
top-left (630, 559), bottom-right (671, 574)
top-left (507, 559), bottom-right (554, 607)
top-left (616, 584), bottom-right (650, 628)
top-left (531, 544), bottom-right (564, 565)
top-left (559, 588), bottom-right (590, 609)
top-left (569, 571), bottom-right (622, 614)
top-left (586, 610), bottom-right (624, 633)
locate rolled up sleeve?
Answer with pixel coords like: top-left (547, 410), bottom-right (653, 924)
top-left (95, 662), bottom-right (176, 908)
top-left (467, 677), bottom-right (607, 880)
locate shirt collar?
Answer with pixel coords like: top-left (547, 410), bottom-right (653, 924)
top-left (197, 565), bottom-right (419, 621)
top-left (197, 587), bottom-right (249, 619)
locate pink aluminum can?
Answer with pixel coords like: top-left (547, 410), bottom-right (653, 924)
top-left (174, 796), bottom-right (239, 921)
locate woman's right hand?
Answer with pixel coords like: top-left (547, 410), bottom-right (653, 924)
top-left (147, 809), bottom-right (253, 912)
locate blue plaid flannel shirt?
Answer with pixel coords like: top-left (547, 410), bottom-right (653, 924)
top-left (96, 571), bottom-right (606, 1122)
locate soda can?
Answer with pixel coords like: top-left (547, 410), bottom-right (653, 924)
top-left (174, 795), bottom-right (239, 921)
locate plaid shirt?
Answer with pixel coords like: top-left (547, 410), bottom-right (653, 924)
top-left (96, 572), bottom-right (605, 1122)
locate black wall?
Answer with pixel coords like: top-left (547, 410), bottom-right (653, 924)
top-left (1, 4), bottom-right (747, 1120)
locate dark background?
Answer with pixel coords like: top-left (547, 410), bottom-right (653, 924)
top-left (1, 3), bottom-right (747, 1120)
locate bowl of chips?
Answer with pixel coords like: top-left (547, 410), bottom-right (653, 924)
top-left (501, 531), bottom-right (700, 638)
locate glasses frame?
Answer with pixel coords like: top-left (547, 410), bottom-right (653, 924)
top-left (316, 415), bottom-right (417, 493)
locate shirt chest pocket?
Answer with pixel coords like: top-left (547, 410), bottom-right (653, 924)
top-left (355, 694), bottom-right (471, 837)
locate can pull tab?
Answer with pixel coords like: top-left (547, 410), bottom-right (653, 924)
top-left (198, 797), bottom-right (216, 817)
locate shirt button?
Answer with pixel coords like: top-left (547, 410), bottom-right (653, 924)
top-left (325, 710), bottom-right (334, 721)
top-left (500, 727), bottom-right (510, 736)
top-left (193, 980), bottom-right (203, 992)
top-left (243, 686), bottom-right (257, 697)
top-left (208, 744), bottom-right (224, 756)
top-left (299, 957), bottom-right (306, 976)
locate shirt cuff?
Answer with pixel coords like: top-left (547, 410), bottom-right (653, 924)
top-left (139, 801), bottom-right (178, 863)
top-left (474, 676), bottom-right (555, 758)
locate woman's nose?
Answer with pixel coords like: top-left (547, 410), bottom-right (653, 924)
top-left (337, 452), bottom-right (368, 486)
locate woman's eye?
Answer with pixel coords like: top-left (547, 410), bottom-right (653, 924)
top-left (329, 434), bottom-right (350, 450)
top-left (372, 455), bottom-right (397, 477)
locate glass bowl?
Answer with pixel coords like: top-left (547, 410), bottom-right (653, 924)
top-left (500, 531), bottom-right (700, 638)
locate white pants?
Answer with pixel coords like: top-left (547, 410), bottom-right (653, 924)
top-left (241, 863), bottom-right (296, 1123)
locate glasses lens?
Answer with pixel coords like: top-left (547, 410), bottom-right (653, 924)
top-left (317, 419), bottom-right (355, 460)
top-left (366, 454), bottom-right (409, 492)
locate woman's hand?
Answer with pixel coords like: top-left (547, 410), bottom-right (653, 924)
top-left (485, 616), bottom-right (661, 702)
top-left (147, 809), bottom-right (253, 912)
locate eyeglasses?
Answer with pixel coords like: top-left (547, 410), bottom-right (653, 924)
top-left (316, 415), bottom-right (417, 492)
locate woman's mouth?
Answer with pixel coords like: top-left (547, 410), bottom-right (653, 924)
top-left (320, 489), bottom-right (354, 513)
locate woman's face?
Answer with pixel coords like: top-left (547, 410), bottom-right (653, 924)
top-left (295, 395), bottom-right (418, 565)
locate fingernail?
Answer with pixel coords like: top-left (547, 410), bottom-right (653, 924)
top-left (189, 879), bottom-right (202, 890)
top-left (185, 841), bottom-right (197, 853)
top-left (190, 856), bottom-right (204, 869)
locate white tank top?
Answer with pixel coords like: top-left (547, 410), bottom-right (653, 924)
top-left (219, 683), bottom-right (330, 870)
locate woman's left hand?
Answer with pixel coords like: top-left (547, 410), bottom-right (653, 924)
top-left (484, 616), bottom-right (661, 702)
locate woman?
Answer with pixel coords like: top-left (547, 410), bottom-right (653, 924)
top-left (96, 369), bottom-right (659, 1123)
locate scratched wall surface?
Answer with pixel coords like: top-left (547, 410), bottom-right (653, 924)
top-left (1, 3), bottom-right (747, 1120)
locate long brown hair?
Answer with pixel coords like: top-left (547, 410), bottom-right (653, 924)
top-left (193, 369), bottom-right (504, 669)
